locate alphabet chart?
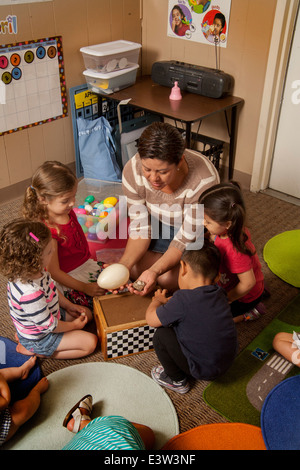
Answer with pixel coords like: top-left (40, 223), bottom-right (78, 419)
top-left (0, 36), bottom-right (67, 136)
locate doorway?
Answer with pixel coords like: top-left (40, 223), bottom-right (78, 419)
top-left (250, 0), bottom-right (299, 197)
top-left (268, 6), bottom-right (300, 199)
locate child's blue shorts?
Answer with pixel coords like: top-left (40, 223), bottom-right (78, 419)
top-left (17, 309), bottom-right (66, 357)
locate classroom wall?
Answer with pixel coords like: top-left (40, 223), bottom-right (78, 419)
top-left (141, 0), bottom-right (277, 184)
top-left (0, 0), bottom-right (277, 199)
top-left (0, 0), bottom-right (141, 200)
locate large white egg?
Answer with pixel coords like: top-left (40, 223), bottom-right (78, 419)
top-left (97, 263), bottom-right (130, 290)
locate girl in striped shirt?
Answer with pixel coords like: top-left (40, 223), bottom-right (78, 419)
top-left (0, 220), bottom-right (98, 359)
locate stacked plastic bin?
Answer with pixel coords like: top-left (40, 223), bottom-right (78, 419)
top-left (80, 40), bottom-right (141, 95)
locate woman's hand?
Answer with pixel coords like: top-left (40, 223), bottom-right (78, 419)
top-left (128, 269), bottom-right (158, 296)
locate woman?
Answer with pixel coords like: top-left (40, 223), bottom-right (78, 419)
top-left (119, 122), bottom-right (220, 296)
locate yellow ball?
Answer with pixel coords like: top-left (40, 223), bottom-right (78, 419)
top-left (103, 196), bottom-right (118, 208)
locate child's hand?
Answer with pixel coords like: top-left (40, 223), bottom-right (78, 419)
top-left (153, 288), bottom-right (169, 305)
top-left (66, 304), bottom-right (92, 322)
top-left (72, 313), bottom-right (88, 330)
top-left (84, 282), bottom-right (106, 297)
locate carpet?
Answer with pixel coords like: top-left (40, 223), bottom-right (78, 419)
top-left (261, 375), bottom-right (300, 450)
top-left (2, 190), bottom-right (300, 436)
top-left (263, 230), bottom-right (300, 287)
top-left (162, 423), bottom-right (266, 450)
top-left (203, 295), bottom-right (300, 427)
top-left (2, 362), bottom-right (179, 450)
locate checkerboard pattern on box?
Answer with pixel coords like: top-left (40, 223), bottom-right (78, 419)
top-left (106, 325), bottom-right (155, 359)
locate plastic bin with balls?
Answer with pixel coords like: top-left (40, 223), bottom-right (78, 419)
top-left (74, 179), bottom-right (127, 245)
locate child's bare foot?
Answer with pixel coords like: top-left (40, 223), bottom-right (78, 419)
top-left (32, 377), bottom-right (49, 395)
top-left (19, 356), bottom-right (37, 380)
top-left (16, 342), bottom-right (35, 356)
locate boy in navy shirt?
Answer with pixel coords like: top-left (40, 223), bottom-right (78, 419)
top-left (146, 239), bottom-right (238, 394)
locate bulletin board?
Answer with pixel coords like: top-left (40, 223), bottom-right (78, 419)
top-left (0, 36), bottom-right (67, 136)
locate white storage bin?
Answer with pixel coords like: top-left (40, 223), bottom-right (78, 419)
top-left (83, 64), bottom-right (139, 95)
top-left (74, 179), bottom-right (127, 243)
top-left (80, 40), bottom-right (141, 73)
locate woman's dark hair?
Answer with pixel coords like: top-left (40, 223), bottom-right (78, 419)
top-left (199, 181), bottom-right (254, 256)
top-left (181, 239), bottom-right (221, 281)
top-left (138, 122), bottom-right (185, 165)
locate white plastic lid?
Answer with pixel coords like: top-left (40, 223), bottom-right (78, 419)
top-left (80, 40), bottom-right (141, 57)
top-left (83, 64), bottom-right (139, 79)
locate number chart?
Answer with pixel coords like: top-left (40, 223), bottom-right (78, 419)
top-left (0, 36), bottom-right (67, 136)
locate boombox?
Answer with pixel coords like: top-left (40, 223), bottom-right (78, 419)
top-left (151, 60), bottom-right (234, 99)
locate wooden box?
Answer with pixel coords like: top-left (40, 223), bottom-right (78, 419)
top-left (93, 292), bottom-right (155, 360)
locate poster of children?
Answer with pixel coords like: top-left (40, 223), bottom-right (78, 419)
top-left (167, 0), bottom-right (231, 47)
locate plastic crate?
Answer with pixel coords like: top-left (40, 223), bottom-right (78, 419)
top-left (194, 133), bottom-right (224, 171)
top-left (83, 64), bottom-right (139, 95)
top-left (80, 40), bottom-right (141, 73)
top-left (74, 178), bottom-right (127, 244)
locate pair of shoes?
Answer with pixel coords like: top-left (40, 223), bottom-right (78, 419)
top-left (243, 302), bottom-right (266, 321)
top-left (151, 365), bottom-right (190, 394)
top-left (63, 394), bottom-right (93, 433)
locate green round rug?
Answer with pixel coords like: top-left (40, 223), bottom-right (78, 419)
top-left (263, 230), bottom-right (300, 287)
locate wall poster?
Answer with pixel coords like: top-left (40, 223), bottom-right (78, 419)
top-left (167, 0), bottom-right (232, 47)
top-left (0, 36), bottom-right (67, 136)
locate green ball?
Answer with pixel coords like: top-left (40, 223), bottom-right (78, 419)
top-left (85, 195), bottom-right (95, 204)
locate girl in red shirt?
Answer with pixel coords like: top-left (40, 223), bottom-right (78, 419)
top-left (23, 161), bottom-right (105, 309)
top-left (171, 5), bottom-right (190, 37)
top-left (199, 182), bottom-right (267, 323)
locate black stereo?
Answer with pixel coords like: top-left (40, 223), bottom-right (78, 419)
top-left (151, 60), bottom-right (234, 99)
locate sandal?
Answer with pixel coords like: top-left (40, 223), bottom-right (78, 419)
top-left (63, 394), bottom-right (93, 433)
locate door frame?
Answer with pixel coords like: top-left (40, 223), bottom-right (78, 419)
top-left (250, 0), bottom-right (300, 192)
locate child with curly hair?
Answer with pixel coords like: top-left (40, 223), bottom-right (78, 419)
top-left (0, 220), bottom-right (97, 358)
top-left (22, 161), bottom-right (105, 309)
